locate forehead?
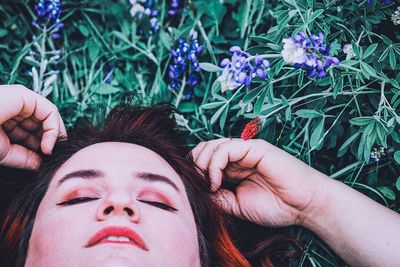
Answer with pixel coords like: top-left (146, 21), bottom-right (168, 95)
top-left (50, 142), bottom-right (184, 188)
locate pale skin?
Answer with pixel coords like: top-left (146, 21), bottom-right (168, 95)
top-left (0, 84), bottom-right (66, 170)
top-left (1, 85), bottom-right (400, 266)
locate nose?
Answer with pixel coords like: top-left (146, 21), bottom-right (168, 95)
top-left (96, 191), bottom-right (140, 222)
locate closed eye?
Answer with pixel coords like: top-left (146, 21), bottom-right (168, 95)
top-left (57, 197), bottom-right (100, 206)
top-left (138, 200), bottom-right (178, 212)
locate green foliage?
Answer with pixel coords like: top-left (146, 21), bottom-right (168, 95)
top-left (1, 0), bottom-right (400, 266)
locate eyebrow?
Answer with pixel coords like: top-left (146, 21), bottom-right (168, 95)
top-left (57, 169), bottom-right (180, 192)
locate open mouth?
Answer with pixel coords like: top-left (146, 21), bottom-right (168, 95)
top-left (86, 226), bottom-right (148, 251)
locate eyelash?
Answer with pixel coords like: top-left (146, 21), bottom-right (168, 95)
top-left (138, 200), bottom-right (178, 212)
top-left (57, 197), bottom-right (178, 212)
top-left (57, 197), bottom-right (99, 206)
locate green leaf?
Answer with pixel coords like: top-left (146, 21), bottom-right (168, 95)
top-left (310, 118), bottom-right (325, 149)
top-left (389, 49), bottom-right (396, 70)
top-left (211, 79), bottom-right (221, 96)
top-left (333, 77), bottom-right (343, 99)
top-left (219, 105), bottom-right (229, 129)
top-left (352, 42), bottom-right (360, 59)
top-left (337, 132), bottom-right (361, 157)
top-left (0, 29), bottom-right (7, 38)
top-left (295, 109), bottom-right (323, 119)
top-left (394, 150), bottom-right (400, 164)
top-left (254, 87), bottom-right (268, 115)
top-left (362, 43), bottom-right (378, 59)
top-left (78, 24), bottom-right (90, 37)
top-left (178, 102), bottom-right (197, 113)
top-left (199, 62), bottom-right (223, 72)
top-left (201, 101), bottom-right (225, 110)
top-left (349, 117), bottom-right (373, 126)
top-left (94, 84), bottom-right (121, 95)
top-left (396, 177), bottom-right (400, 191)
top-left (297, 71), bottom-right (304, 87)
top-left (159, 30), bottom-right (172, 50)
top-left (309, 9), bottom-right (324, 23)
top-left (378, 186), bottom-right (396, 201)
top-left (242, 85), bottom-right (264, 105)
top-left (360, 62), bottom-right (376, 78)
top-left (210, 104), bottom-right (227, 125)
top-left (285, 107), bottom-right (292, 121)
top-left (378, 47), bottom-right (389, 62)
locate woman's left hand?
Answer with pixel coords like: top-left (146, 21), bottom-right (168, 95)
top-left (191, 138), bottom-right (328, 228)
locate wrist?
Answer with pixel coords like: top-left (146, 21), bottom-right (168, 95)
top-left (297, 172), bottom-right (337, 229)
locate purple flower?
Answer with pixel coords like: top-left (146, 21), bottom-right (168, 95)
top-left (355, 0), bottom-right (393, 5)
top-left (33, 0), bottom-right (63, 39)
top-left (130, 0), bottom-right (159, 36)
top-left (168, 0), bottom-right (184, 16)
top-left (282, 32), bottom-right (340, 78)
top-left (168, 32), bottom-right (204, 99)
top-left (218, 47), bottom-right (270, 91)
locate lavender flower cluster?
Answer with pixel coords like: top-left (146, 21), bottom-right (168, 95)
top-left (130, 0), bottom-right (159, 36)
top-left (218, 46), bottom-right (270, 91)
top-left (282, 32), bottom-right (339, 78)
top-left (168, 0), bottom-right (183, 16)
top-left (356, 0), bottom-right (393, 5)
top-left (33, 0), bottom-right (64, 39)
top-left (168, 32), bottom-right (204, 99)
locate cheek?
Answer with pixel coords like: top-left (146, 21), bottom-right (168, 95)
top-left (26, 205), bottom-right (90, 264)
top-left (143, 209), bottom-right (199, 259)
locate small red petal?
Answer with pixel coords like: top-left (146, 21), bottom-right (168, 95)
top-left (241, 118), bottom-right (262, 141)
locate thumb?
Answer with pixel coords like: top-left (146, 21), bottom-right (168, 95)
top-left (214, 189), bottom-right (244, 219)
top-left (0, 143), bottom-right (41, 170)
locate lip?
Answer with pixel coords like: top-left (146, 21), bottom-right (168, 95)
top-left (86, 226), bottom-right (148, 251)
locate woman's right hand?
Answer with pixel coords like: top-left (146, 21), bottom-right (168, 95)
top-left (0, 85), bottom-right (66, 170)
top-left (192, 138), bottom-right (329, 227)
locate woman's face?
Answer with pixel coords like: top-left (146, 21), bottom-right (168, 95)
top-left (25, 142), bottom-right (201, 267)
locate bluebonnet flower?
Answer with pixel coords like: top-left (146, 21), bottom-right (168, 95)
top-left (168, 32), bottom-right (204, 99)
top-left (343, 44), bottom-right (352, 54)
top-left (130, 0), bottom-right (159, 36)
top-left (26, 0), bottom-right (63, 97)
top-left (282, 32), bottom-right (340, 78)
top-left (370, 146), bottom-right (385, 162)
top-left (33, 0), bottom-right (64, 39)
top-left (356, 0), bottom-right (393, 5)
top-left (392, 6), bottom-right (400, 25)
top-left (218, 46), bottom-right (270, 92)
top-left (168, 0), bottom-right (184, 16)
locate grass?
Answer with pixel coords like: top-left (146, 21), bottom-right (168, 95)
top-left (1, 0), bottom-right (400, 266)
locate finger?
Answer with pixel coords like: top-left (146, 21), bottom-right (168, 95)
top-left (207, 139), bottom-right (268, 190)
top-left (0, 85), bottom-right (62, 154)
top-left (224, 163), bottom-right (256, 180)
top-left (194, 138), bottom-right (231, 171)
top-left (0, 85), bottom-right (37, 125)
top-left (191, 141), bottom-right (207, 161)
top-left (58, 113), bottom-right (67, 139)
top-left (21, 134), bottom-right (41, 152)
top-left (0, 143), bottom-right (41, 170)
top-left (4, 124), bottom-right (41, 152)
top-left (20, 118), bottom-right (42, 132)
top-left (5, 125), bottom-right (32, 143)
top-left (27, 95), bottom-right (61, 154)
top-left (214, 189), bottom-right (244, 219)
top-left (40, 109), bottom-right (61, 155)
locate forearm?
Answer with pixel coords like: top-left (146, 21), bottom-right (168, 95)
top-left (302, 175), bottom-right (400, 267)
